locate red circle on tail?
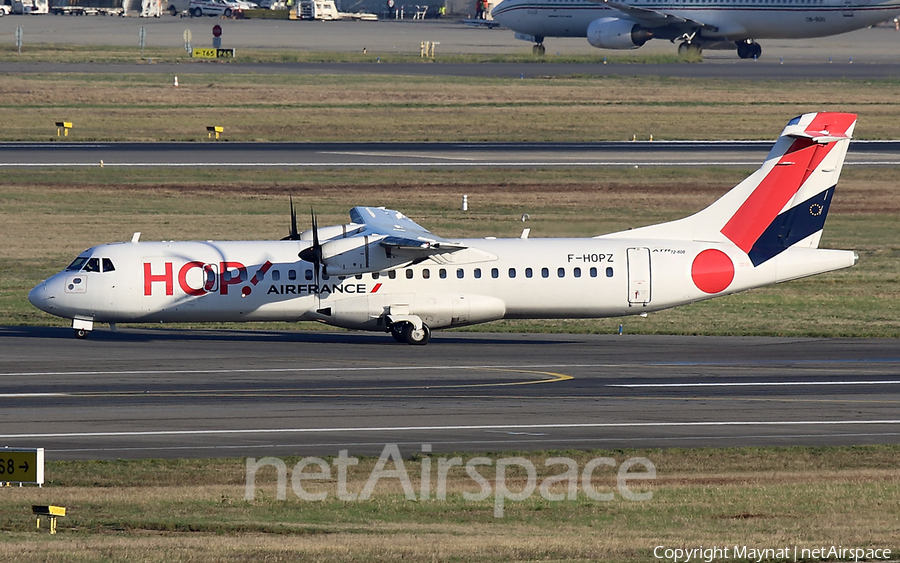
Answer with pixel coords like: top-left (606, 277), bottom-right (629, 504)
top-left (691, 249), bottom-right (735, 294)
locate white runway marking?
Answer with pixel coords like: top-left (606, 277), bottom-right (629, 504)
top-left (0, 393), bottom-right (69, 398)
top-left (0, 160), bottom-right (895, 167)
top-left (609, 380), bottom-right (900, 388)
top-left (1, 420), bottom-right (898, 440)
top-left (2, 363), bottom-right (591, 377)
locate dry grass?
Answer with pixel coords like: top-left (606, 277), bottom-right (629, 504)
top-left (2, 74), bottom-right (900, 141)
top-left (0, 447), bottom-right (897, 562)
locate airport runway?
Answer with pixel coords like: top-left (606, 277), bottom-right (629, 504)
top-left (1, 140), bottom-right (899, 168)
top-left (1, 326), bottom-right (898, 461)
top-left (1, 19), bottom-right (900, 78)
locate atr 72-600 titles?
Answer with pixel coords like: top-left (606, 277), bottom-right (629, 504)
top-left (490, 0), bottom-right (900, 57)
top-left (30, 112), bottom-right (858, 345)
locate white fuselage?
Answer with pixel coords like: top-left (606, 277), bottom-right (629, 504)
top-left (28, 235), bottom-right (855, 331)
top-left (491, 0), bottom-right (900, 41)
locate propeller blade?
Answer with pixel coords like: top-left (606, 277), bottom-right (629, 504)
top-left (280, 196), bottom-right (301, 241)
top-left (297, 207), bottom-right (322, 289)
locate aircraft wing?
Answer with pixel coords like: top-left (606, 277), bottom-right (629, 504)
top-left (315, 207), bottom-right (467, 275)
top-left (597, 0), bottom-right (717, 31)
top-left (348, 206), bottom-right (464, 250)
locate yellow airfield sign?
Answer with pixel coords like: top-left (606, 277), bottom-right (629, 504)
top-left (192, 48), bottom-right (235, 59)
top-left (0, 448), bottom-right (44, 484)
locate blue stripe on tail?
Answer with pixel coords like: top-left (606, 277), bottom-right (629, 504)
top-left (748, 186), bottom-right (835, 267)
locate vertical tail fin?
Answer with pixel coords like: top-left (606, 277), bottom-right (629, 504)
top-left (607, 112), bottom-right (856, 267)
top-left (719, 112), bottom-right (856, 265)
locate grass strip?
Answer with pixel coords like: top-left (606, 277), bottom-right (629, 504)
top-left (0, 446), bottom-right (896, 562)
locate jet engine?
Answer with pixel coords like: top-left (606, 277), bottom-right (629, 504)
top-left (586, 17), bottom-right (652, 49)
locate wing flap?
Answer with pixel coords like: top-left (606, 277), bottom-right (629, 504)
top-left (596, 0), bottom-right (717, 31)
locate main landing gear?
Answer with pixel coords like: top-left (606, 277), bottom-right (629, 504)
top-left (531, 36), bottom-right (546, 56)
top-left (677, 41), bottom-right (702, 56)
top-left (736, 40), bottom-right (762, 59)
top-left (389, 321), bottom-right (432, 345)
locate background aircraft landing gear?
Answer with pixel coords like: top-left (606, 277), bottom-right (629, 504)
top-left (74, 328), bottom-right (88, 339)
top-left (532, 43), bottom-right (545, 56)
top-left (736, 41), bottom-right (762, 59)
top-left (677, 42), bottom-right (702, 56)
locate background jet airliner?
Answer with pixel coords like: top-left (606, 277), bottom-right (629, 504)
top-left (30, 112), bottom-right (858, 345)
top-left (490, 0), bottom-right (900, 57)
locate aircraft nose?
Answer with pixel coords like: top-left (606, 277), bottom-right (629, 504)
top-left (28, 281), bottom-right (56, 312)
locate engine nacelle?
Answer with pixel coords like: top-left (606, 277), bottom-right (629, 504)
top-left (299, 223), bottom-right (363, 242)
top-left (319, 235), bottom-right (410, 276)
top-left (586, 17), bottom-right (652, 50)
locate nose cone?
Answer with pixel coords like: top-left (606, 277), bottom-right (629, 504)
top-left (28, 280), bottom-right (55, 313)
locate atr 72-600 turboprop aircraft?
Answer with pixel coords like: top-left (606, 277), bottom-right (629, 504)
top-left (490, 0), bottom-right (900, 57)
top-left (30, 112), bottom-right (858, 345)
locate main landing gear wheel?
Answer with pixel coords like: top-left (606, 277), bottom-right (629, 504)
top-left (191, 7), bottom-right (201, 16)
top-left (403, 323), bottom-right (431, 345)
top-left (169, 5), bottom-right (177, 15)
top-left (74, 328), bottom-right (88, 339)
top-left (532, 44), bottom-right (545, 56)
top-left (390, 323), bottom-right (406, 343)
top-left (736, 41), bottom-right (762, 59)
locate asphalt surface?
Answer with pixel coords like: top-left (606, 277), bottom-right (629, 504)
top-left (2, 18), bottom-right (900, 77)
top-left (1, 326), bottom-right (898, 460)
top-left (2, 140), bottom-right (899, 167)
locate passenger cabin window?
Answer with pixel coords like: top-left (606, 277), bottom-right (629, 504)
top-left (541, 267), bottom-right (549, 278)
top-left (457, 268), bottom-right (464, 279)
top-left (439, 269), bottom-right (447, 279)
top-left (474, 268), bottom-right (482, 279)
top-left (574, 267), bottom-right (581, 278)
top-left (355, 274), bottom-right (363, 280)
top-left (272, 270), bottom-right (281, 281)
top-left (557, 267), bottom-right (565, 278)
top-left (372, 272), bottom-right (380, 280)
top-left (525, 267), bottom-right (533, 278)
top-left (305, 270), bottom-right (314, 281)
top-left (606, 267), bottom-right (614, 278)
top-left (422, 269), bottom-right (430, 279)
top-left (388, 271), bottom-right (397, 280)
top-left (288, 269), bottom-right (297, 281)
top-left (102, 258), bottom-right (115, 272)
top-left (509, 268), bottom-right (516, 279)
top-left (590, 267), bottom-right (597, 278)
top-left (491, 268), bottom-right (499, 279)
top-left (406, 269), bottom-right (414, 279)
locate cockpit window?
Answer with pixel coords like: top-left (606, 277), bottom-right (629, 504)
top-left (102, 258), bottom-right (115, 272)
top-left (66, 257), bottom-right (89, 271)
top-left (84, 258), bottom-right (101, 272)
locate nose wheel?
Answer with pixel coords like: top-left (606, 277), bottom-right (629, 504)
top-left (74, 328), bottom-right (88, 339)
top-left (532, 43), bottom-right (545, 56)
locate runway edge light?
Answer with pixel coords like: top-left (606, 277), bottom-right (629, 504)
top-left (1, 447), bottom-right (44, 486)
